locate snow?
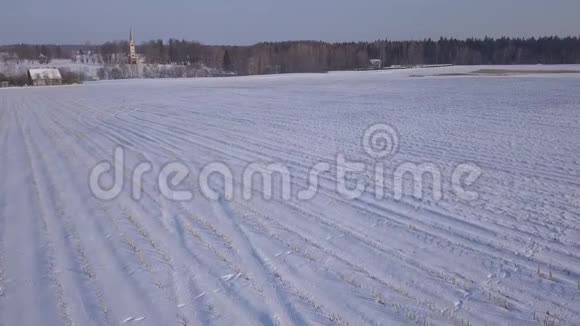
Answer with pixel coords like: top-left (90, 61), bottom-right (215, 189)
top-left (1, 66), bottom-right (579, 325)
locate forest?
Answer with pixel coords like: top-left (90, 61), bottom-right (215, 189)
top-left (1, 36), bottom-right (580, 76)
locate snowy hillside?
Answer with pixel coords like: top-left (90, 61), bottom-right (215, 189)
top-left (0, 66), bottom-right (579, 325)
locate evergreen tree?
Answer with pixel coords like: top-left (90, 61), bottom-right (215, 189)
top-left (223, 50), bottom-right (233, 71)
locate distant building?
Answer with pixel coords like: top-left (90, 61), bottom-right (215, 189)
top-left (369, 59), bottom-right (382, 70)
top-left (27, 69), bottom-right (62, 86)
top-left (129, 28), bottom-right (137, 64)
top-left (0, 81), bottom-right (9, 88)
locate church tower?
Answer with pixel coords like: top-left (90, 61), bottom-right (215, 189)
top-left (129, 28), bottom-right (137, 64)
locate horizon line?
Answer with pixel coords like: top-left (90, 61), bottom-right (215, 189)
top-left (2, 33), bottom-right (580, 47)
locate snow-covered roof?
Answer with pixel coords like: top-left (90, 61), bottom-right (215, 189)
top-left (28, 68), bottom-right (62, 80)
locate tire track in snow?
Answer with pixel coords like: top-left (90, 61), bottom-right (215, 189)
top-left (232, 200), bottom-right (448, 320)
top-left (105, 83), bottom-right (580, 318)
top-left (41, 97), bottom-right (190, 323)
top-left (30, 98), bottom-right (181, 322)
top-left (168, 125), bottom-right (576, 316)
top-left (19, 102), bottom-right (108, 326)
top-left (43, 102), bottom-right (280, 325)
top-left (87, 89), bottom-right (560, 324)
top-left (111, 114), bottom-right (506, 314)
top-left (115, 99), bottom-right (446, 323)
top-left (17, 95), bottom-right (172, 320)
top-left (0, 102), bottom-right (64, 326)
top-left (45, 99), bottom-right (225, 324)
top-left (4, 75), bottom-right (580, 324)
top-left (127, 140), bottom-right (439, 324)
top-left (228, 201), bottom-right (432, 325)
top-left (121, 85), bottom-right (580, 322)
top-left (74, 112), bottom-right (336, 323)
top-left (147, 111), bottom-right (579, 269)
top-left (0, 97), bottom-right (10, 326)
top-left (211, 198), bottom-right (308, 325)
top-left (67, 98), bottom-right (312, 322)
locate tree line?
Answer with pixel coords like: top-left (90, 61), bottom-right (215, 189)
top-left (2, 36), bottom-right (580, 75)
top-left (0, 44), bottom-right (70, 63)
top-left (135, 36), bottom-right (580, 74)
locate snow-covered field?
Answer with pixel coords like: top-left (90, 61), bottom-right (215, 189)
top-left (1, 66), bottom-right (580, 325)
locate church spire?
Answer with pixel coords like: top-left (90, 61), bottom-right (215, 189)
top-left (129, 27), bottom-right (137, 64)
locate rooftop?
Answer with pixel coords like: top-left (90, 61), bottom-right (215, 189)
top-left (28, 68), bottom-right (62, 80)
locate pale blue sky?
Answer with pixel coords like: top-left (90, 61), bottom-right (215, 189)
top-left (1, 0), bottom-right (578, 44)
